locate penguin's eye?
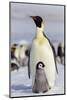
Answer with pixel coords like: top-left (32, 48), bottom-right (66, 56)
top-left (40, 64), bottom-right (42, 66)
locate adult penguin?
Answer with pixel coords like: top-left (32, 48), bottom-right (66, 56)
top-left (28, 16), bottom-right (58, 91)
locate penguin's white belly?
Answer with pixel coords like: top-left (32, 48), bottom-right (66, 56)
top-left (30, 41), bottom-right (56, 88)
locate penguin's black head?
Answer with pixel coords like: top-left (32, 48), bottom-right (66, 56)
top-left (30, 16), bottom-right (43, 28)
top-left (36, 61), bottom-right (45, 70)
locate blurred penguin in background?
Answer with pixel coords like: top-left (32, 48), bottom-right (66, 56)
top-left (11, 43), bottom-right (19, 71)
top-left (14, 41), bottom-right (30, 67)
top-left (57, 42), bottom-right (64, 64)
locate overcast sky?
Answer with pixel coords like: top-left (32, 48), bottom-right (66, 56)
top-left (10, 2), bottom-right (64, 43)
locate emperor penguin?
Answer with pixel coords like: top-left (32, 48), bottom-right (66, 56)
top-left (28, 16), bottom-right (58, 92)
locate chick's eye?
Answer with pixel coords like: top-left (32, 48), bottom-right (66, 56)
top-left (39, 64), bottom-right (42, 67)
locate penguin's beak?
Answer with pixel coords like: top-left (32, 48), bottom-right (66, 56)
top-left (30, 16), bottom-right (36, 20)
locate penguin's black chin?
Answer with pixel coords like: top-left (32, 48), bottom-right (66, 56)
top-left (30, 16), bottom-right (43, 28)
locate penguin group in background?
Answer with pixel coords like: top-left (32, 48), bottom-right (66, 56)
top-left (28, 16), bottom-right (58, 93)
top-left (11, 41), bottom-right (30, 71)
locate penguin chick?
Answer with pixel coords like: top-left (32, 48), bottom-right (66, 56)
top-left (33, 61), bottom-right (49, 93)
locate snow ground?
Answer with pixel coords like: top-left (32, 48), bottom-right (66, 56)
top-left (11, 62), bottom-right (64, 97)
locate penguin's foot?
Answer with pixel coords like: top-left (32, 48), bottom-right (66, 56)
top-left (42, 86), bottom-right (51, 93)
top-left (33, 90), bottom-right (39, 93)
top-left (42, 89), bottom-right (48, 93)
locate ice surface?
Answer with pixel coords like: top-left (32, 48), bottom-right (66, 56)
top-left (11, 62), bottom-right (64, 97)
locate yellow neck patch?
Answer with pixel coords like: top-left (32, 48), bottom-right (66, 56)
top-left (35, 32), bottom-right (47, 45)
